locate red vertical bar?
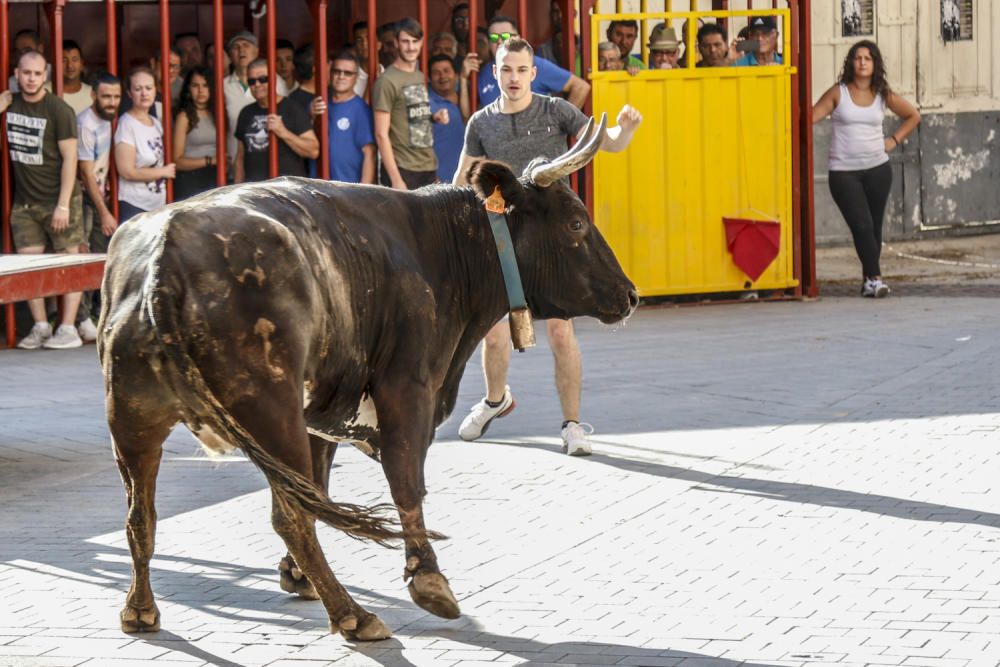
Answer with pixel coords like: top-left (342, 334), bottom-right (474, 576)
top-left (790, 0), bottom-right (801, 297)
top-left (1, 0), bottom-right (13, 347)
top-left (313, 0), bottom-right (330, 180)
top-left (799, 0), bottom-right (816, 297)
top-left (367, 0), bottom-right (377, 101)
top-left (159, 0), bottom-right (174, 202)
top-left (469, 0), bottom-right (478, 111)
top-left (518, 0), bottom-right (527, 39)
top-left (562, 0), bottom-right (574, 77)
top-left (418, 0), bottom-right (428, 80)
top-left (106, 0), bottom-right (119, 221)
top-left (580, 0), bottom-right (594, 211)
top-left (46, 1), bottom-right (66, 97)
top-left (266, 0), bottom-right (278, 179)
top-left (213, 0), bottom-right (225, 186)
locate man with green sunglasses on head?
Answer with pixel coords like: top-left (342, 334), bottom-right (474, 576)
top-left (461, 15), bottom-right (590, 109)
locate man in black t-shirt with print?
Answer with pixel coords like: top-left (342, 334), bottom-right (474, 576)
top-left (234, 59), bottom-right (319, 183)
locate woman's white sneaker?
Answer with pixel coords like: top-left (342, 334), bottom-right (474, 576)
top-left (42, 324), bottom-right (83, 350)
top-left (862, 278), bottom-right (890, 298)
top-left (78, 318), bottom-right (99, 343)
top-left (17, 322), bottom-right (52, 350)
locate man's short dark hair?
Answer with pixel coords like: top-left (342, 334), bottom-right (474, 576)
top-left (14, 29), bottom-right (41, 44)
top-left (174, 32), bottom-right (199, 45)
top-left (488, 15), bottom-right (520, 32)
top-left (428, 53), bottom-right (456, 71)
top-left (292, 43), bottom-right (314, 82)
top-left (377, 21), bottom-right (398, 38)
top-left (94, 71), bottom-right (121, 89)
top-left (352, 21), bottom-right (367, 34)
top-left (697, 23), bottom-right (727, 44)
top-left (275, 38), bottom-right (295, 52)
top-left (395, 17), bottom-right (424, 41)
top-left (331, 48), bottom-right (360, 67)
top-left (608, 20), bottom-right (639, 33)
top-left (453, 3), bottom-right (469, 13)
top-left (152, 46), bottom-right (182, 61)
top-left (62, 39), bottom-right (82, 56)
top-left (496, 36), bottom-right (533, 61)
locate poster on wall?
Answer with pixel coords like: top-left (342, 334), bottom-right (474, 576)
top-left (941, 0), bottom-right (973, 41)
top-left (841, 0), bottom-right (874, 37)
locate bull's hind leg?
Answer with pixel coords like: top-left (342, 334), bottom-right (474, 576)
top-left (374, 382), bottom-right (460, 620)
top-left (109, 406), bottom-right (174, 633)
top-left (278, 436), bottom-right (338, 600)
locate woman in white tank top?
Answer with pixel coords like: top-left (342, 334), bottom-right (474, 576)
top-left (812, 40), bottom-right (920, 298)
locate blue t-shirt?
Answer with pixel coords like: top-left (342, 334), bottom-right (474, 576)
top-left (477, 56), bottom-right (572, 106)
top-left (327, 95), bottom-right (374, 183)
top-left (428, 88), bottom-right (465, 183)
top-left (734, 52), bottom-right (784, 66)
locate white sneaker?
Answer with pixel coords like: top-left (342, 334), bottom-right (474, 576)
top-left (78, 318), bottom-right (99, 343)
top-left (42, 324), bottom-right (83, 350)
top-left (561, 421), bottom-right (594, 457)
top-left (862, 278), bottom-right (890, 298)
top-left (17, 322), bottom-right (52, 350)
top-left (458, 386), bottom-right (515, 441)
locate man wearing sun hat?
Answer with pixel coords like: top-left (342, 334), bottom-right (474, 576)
top-left (647, 23), bottom-right (681, 70)
top-left (734, 15), bottom-right (783, 67)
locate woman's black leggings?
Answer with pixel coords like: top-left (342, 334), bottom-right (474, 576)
top-left (828, 161), bottom-right (893, 279)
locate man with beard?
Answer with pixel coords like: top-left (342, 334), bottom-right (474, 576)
top-left (372, 18), bottom-right (447, 189)
top-left (74, 71), bottom-right (122, 342)
top-left (0, 50), bottom-right (85, 349)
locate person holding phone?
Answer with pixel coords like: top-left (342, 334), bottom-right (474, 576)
top-left (812, 40), bottom-right (920, 298)
top-left (734, 15), bottom-right (782, 66)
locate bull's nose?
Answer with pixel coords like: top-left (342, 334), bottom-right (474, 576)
top-left (627, 288), bottom-right (639, 311)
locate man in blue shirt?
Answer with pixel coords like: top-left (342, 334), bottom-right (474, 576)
top-left (427, 54), bottom-right (467, 183)
top-left (466, 15), bottom-right (589, 109)
top-left (313, 50), bottom-right (376, 183)
top-left (734, 15), bottom-right (784, 66)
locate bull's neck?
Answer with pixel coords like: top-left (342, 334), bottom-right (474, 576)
top-left (414, 187), bottom-right (512, 328)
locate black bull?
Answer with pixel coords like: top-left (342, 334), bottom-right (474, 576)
top-left (98, 120), bottom-right (637, 640)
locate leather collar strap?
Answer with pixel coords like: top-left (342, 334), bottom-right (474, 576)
top-left (485, 187), bottom-right (535, 350)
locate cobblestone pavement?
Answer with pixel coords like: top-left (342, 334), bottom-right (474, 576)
top-left (2, 292), bottom-right (999, 667)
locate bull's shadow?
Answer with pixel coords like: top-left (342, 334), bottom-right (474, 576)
top-left (475, 438), bottom-right (1000, 530)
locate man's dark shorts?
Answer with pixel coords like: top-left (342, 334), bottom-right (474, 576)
top-left (11, 191), bottom-right (84, 251)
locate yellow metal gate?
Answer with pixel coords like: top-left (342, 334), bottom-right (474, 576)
top-left (591, 9), bottom-right (799, 297)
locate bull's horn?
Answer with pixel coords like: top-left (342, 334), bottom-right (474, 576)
top-left (529, 113), bottom-right (608, 188)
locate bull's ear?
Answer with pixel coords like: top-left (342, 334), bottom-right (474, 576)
top-left (467, 159), bottom-right (525, 209)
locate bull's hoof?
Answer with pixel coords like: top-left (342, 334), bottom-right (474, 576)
top-left (120, 603), bottom-right (160, 633)
top-left (407, 572), bottom-right (461, 619)
top-left (336, 612), bottom-right (392, 641)
top-left (278, 558), bottom-right (320, 600)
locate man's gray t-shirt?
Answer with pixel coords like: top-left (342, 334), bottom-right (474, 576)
top-left (463, 94), bottom-right (588, 177)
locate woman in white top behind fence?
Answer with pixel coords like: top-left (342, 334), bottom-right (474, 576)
top-left (812, 40), bottom-right (920, 298)
top-left (114, 66), bottom-right (176, 222)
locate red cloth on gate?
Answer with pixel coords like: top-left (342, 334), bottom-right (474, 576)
top-left (723, 217), bottom-right (781, 282)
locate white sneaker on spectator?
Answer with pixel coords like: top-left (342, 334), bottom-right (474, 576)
top-left (78, 318), bottom-right (99, 343)
top-left (43, 324), bottom-right (83, 350)
top-left (862, 278), bottom-right (890, 298)
top-left (458, 386), bottom-right (515, 441)
top-left (17, 322), bottom-right (52, 350)
top-left (561, 421), bottom-right (594, 457)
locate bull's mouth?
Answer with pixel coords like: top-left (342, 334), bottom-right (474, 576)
top-left (596, 289), bottom-right (639, 324)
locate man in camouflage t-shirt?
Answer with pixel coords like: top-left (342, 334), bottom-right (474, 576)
top-left (372, 17), bottom-right (448, 190)
top-left (0, 50), bottom-right (85, 350)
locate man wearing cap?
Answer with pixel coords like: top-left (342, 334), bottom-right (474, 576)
top-left (647, 24), bottom-right (681, 70)
top-left (734, 15), bottom-right (783, 66)
top-left (223, 30), bottom-right (289, 162)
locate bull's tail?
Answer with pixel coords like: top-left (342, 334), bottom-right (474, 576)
top-left (145, 265), bottom-right (417, 549)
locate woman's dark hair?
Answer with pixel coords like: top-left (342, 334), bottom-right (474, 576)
top-left (839, 39), bottom-right (891, 100)
top-left (177, 65), bottom-right (213, 132)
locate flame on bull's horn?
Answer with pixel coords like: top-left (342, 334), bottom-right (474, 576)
top-left (528, 113), bottom-right (608, 188)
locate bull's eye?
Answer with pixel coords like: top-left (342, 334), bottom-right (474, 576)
top-left (568, 220), bottom-right (585, 233)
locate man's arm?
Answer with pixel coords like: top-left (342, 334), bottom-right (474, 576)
top-left (582, 104), bottom-right (643, 153)
top-left (79, 160), bottom-right (117, 237)
top-left (360, 144), bottom-right (376, 184)
top-left (562, 73), bottom-right (591, 109)
top-left (374, 110), bottom-right (406, 189)
top-left (0, 90), bottom-right (12, 114)
top-left (452, 150), bottom-right (476, 185)
top-left (267, 114), bottom-right (320, 159)
top-left (53, 137), bottom-right (78, 233)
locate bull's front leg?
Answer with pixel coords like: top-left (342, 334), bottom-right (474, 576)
top-left (374, 382), bottom-right (460, 619)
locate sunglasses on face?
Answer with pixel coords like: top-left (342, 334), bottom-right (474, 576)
top-left (331, 68), bottom-right (358, 77)
top-left (247, 75), bottom-right (268, 86)
top-left (488, 32), bottom-right (518, 43)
